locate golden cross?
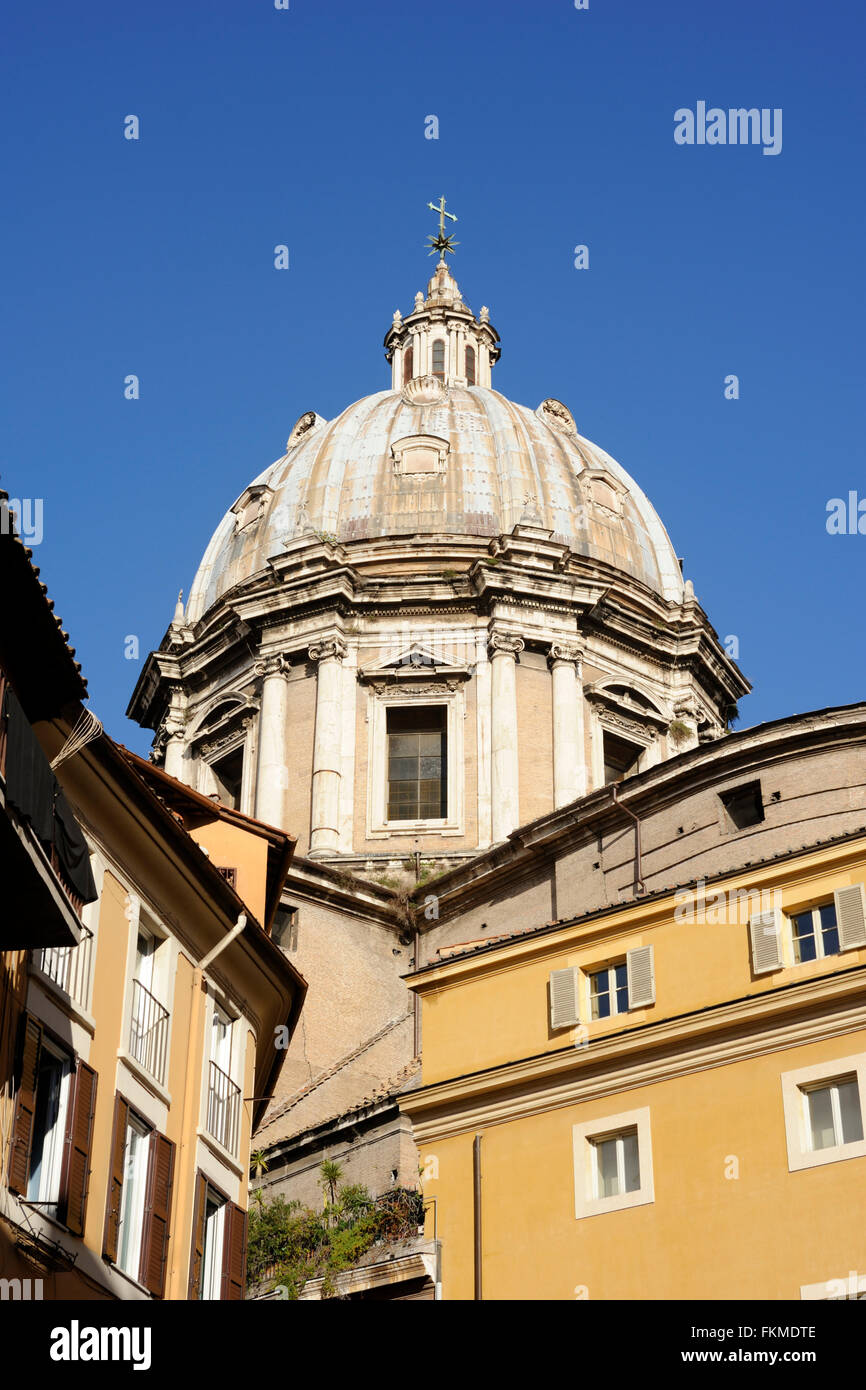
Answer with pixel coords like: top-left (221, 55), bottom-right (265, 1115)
top-left (426, 195), bottom-right (459, 259)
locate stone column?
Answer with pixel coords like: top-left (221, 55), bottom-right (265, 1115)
top-left (338, 644), bottom-right (358, 854)
top-left (489, 631), bottom-right (524, 842)
top-left (308, 638), bottom-right (346, 857)
top-left (549, 644), bottom-right (586, 808)
top-left (162, 714), bottom-right (187, 782)
top-left (254, 655), bottom-right (290, 827)
top-left (475, 633), bottom-right (493, 849)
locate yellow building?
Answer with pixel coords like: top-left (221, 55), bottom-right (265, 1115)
top-left (403, 834), bottom-right (866, 1301)
top-left (0, 493), bottom-right (306, 1300)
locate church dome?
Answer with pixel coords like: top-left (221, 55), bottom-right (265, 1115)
top-left (187, 379), bottom-right (684, 623)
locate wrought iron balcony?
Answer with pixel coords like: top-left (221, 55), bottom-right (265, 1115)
top-left (206, 1060), bottom-right (241, 1155)
top-left (33, 927), bottom-right (93, 1009)
top-left (129, 978), bottom-right (169, 1085)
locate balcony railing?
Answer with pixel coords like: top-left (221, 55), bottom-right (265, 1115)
top-left (33, 927), bottom-right (93, 1009)
top-left (129, 978), bottom-right (169, 1085)
top-left (206, 1060), bottom-right (241, 1155)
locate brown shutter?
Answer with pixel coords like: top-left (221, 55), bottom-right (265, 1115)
top-left (187, 1172), bottom-right (207, 1299)
top-left (103, 1094), bottom-right (129, 1262)
top-left (61, 1061), bottom-right (98, 1235)
top-left (221, 1202), bottom-right (248, 1301)
top-left (140, 1133), bottom-right (175, 1298)
top-left (8, 1014), bottom-right (43, 1195)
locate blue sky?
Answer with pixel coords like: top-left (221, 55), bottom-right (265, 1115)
top-left (3, 0), bottom-right (864, 755)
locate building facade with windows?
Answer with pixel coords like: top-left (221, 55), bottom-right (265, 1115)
top-left (400, 706), bottom-right (866, 1299)
top-left (0, 501), bottom-right (306, 1300)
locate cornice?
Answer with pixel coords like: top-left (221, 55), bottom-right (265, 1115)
top-left (401, 965), bottom-right (866, 1142)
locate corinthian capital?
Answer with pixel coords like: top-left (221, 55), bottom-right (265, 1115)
top-left (308, 637), bottom-right (347, 664)
top-left (488, 630), bottom-right (525, 659)
top-left (548, 642), bottom-right (583, 669)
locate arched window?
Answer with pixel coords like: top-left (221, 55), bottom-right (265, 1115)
top-left (465, 345), bottom-right (476, 386)
top-left (431, 339), bottom-right (446, 380)
top-left (403, 343), bottom-right (413, 384)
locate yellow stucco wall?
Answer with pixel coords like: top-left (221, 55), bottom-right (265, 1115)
top-left (411, 839), bottom-right (866, 1300)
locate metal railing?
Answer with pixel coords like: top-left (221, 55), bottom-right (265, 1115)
top-left (33, 927), bottom-right (93, 1009)
top-left (129, 978), bottom-right (169, 1085)
top-left (206, 1060), bottom-right (241, 1155)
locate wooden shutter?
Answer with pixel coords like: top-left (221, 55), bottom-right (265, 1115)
top-left (835, 884), bottom-right (866, 951)
top-left (221, 1202), bottom-right (248, 1301)
top-left (8, 1011), bottom-right (42, 1195)
top-left (549, 968), bottom-right (580, 1030)
top-left (749, 910), bottom-right (783, 975)
top-left (61, 1061), bottom-right (97, 1235)
top-left (140, 1133), bottom-right (175, 1298)
top-left (627, 945), bottom-right (655, 1008)
top-left (8, 1014), bottom-right (43, 1195)
top-left (188, 1172), bottom-right (207, 1299)
top-left (103, 1094), bottom-right (129, 1262)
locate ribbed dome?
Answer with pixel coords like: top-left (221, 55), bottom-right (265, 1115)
top-left (186, 384), bottom-right (684, 624)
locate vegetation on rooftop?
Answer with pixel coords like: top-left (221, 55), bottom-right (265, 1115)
top-left (247, 1161), bottom-right (426, 1300)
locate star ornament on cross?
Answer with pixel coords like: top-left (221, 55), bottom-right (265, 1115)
top-left (426, 195), bottom-right (459, 259)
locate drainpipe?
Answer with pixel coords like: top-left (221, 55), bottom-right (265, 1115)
top-left (199, 913), bottom-right (247, 972)
top-left (473, 1134), bottom-right (483, 1301)
top-left (611, 785), bottom-right (645, 895)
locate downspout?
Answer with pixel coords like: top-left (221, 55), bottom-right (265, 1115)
top-left (473, 1134), bottom-right (483, 1301)
top-left (611, 784), bottom-right (645, 895)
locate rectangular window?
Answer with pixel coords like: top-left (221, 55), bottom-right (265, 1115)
top-left (26, 1039), bottom-right (73, 1215)
top-left (603, 731), bottom-right (642, 785)
top-left (590, 963), bottom-right (629, 1019)
top-left (211, 747), bottom-right (244, 810)
top-left (573, 1106), bottom-right (654, 1219)
top-left (201, 1189), bottom-right (227, 1300)
top-left (386, 706), bottom-right (446, 821)
top-left (129, 922), bottom-right (169, 1085)
top-left (117, 1113), bottom-right (151, 1279)
top-left (593, 1129), bottom-right (640, 1199)
top-left (805, 1076), bottom-right (864, 1151)
top-left (206, 1004), bottom-right (241, 1154)
top-left (792, 903), bottom-right (840, 963)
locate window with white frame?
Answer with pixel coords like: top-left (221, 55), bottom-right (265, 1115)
top-left (592, 1128), bottom-right (640, 1199)
top-left (201, 1188), bottom-right (227, 1300)
top-left (367, 689), bottom-right (465, 838)
top-left (791, 903), bottom-right (839, 963)
top-left (128, 917), bottom-right (170, 1085)
top-left (589, 962), bottom-right (629, 1019)
top-left (749, 885), bottom-right (866, 976)
top-left (573, 1106), bottom-right (655, 1219)
top-left (206, 1002), bottom-right (241, 1155)
top-left (781, 1053), bottom-right (866, 1173)
top-left (117, 1112), bottom-right (152, 1280)
top-left (26, 1038), bottom-right (73, 1216)
top-left (804, 1076), bottom-right (863, 1152)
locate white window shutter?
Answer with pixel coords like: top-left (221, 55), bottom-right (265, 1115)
top-left (627, 945), bottom-right (655, 1008)
top-left (749, 910), bottom-right (783, 974)
top-left (834, 884), bottom-right (866, 951)
top-left (549, 968), bottom-right (580, 1030)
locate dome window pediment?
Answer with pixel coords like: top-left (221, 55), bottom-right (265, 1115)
top-left (390, 434), bottom-right (450, 477)
top-left (231, 484), bottom-right (273, 534)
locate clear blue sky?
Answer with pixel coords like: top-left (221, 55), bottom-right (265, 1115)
top-left (3, 0), bottom-right (864, 755)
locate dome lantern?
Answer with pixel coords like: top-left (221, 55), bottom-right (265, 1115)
top-left (384, 198), bottom-right (501, 390)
